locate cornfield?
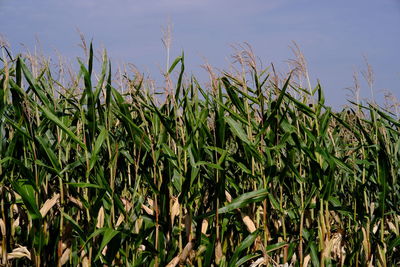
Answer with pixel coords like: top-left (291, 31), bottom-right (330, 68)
top-left (0, 43), bottom-right (399, 266)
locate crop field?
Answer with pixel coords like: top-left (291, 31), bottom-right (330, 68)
top-left (0, 43), bottom-right (399, 266)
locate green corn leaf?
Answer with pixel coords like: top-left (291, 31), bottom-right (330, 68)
top-left (67, 183), bottom-right (104, 189)
top-left (168, 55), bottom-right (183, 74)
top-left (62, 212), bottom-right (85, 240)
top-left (95, 228), bottom-right (121, 261)
top-left (235, 253), bottom-right (261, 267)
top-left (11, 179), bottom-right (41, 220)
top-left (3, 115), bottom-right (32, 140)
top-left (196, 161), bottom-right (224, 170)
top-left (89, 127), bottom-right (108, 171)
top-left (222, 77), bottom-right (245, 115)
top-left (225, 117), bottom-right (251, 145)
top-left (175, 52), bottom-right (185, 99)
top-left (36, 135), bottom-right (61, 173)
top-left (18, 57), bottom-right (51, 107)
top-left (310, 241), bottom-right (320, 267)
top-left (196, 189), bottom-right (268, 219)
top-left (79, 57), bottom-right (96, 150)
top-left (388, 237), bottom-right (400, 252)
top-left (38, 104), bottom-right (86, 149)
top-left (266, 241), bottom-right (288, 253)
top-left (229, 230), bottom-right (260, 266)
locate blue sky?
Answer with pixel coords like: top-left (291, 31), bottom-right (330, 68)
top-left (1, 0), bottom-right (399, 108)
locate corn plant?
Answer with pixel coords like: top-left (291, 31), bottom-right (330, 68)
top-left (0, 43), bottom-right (399, 266)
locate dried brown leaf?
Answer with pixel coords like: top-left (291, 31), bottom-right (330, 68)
top-left (40, 193), bottom-right (60, 217)
top-left (250, 257), bottom-right (264, 267)
top-left (116, 214), bottom-right (124, 227)
top-left (165, 256), bottom-right (180, 267)
top-left (7, 246), bottom-right (31, 260)
top-left (170, 197), bottom-right (180, 224)
top-left (0, 219), bottom-right (5, 236)
top-left (142, 204), bottom-right (153, 215)
top-left (225, 190), bottom-right (232, 203)
top-left (362, 227), bottom-right (370, 260)
top-left (215, 241), bottom-right (223, 265)
top-left (242, 214), bottom-right (257, 233)
top-left (96, 207), bottom-right (104, 229)
top-left (12, 217), bottom-right (20, 235)
top-left (81, 256), bottom-right (89, 267)
top-left (201, 219), bottom-right (208, 234)
top-left (387, 221), bottom-right (398, 235)
top-left (68, 196), bottom-right (83, 210)
top-left (180, 241), bottom-right (194, 263)
top-left (303, 254), bottom-right (311, 267)
top-left (59, 247), bottom-right (71, 265)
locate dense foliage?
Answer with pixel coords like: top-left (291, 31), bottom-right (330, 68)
top-left (0, 44), bottom-right (399, 266)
